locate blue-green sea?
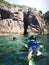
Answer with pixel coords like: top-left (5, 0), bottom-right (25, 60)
top-left (0, 35), bottom-right (49, 65)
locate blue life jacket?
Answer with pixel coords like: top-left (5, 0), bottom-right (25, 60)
top-left (28, 41), bottom-right (39, 49)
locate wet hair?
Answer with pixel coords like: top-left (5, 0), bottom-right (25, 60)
top-left (29, 35), bottom-right (36, 41)
top-left (13, 37), bottom-right (16, 40)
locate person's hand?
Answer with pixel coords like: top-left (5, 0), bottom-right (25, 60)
top-left (37, 50), bottom-right (42, 56)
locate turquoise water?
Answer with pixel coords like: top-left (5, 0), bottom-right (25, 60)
top-left (0, 35), bottom-right (49, 65)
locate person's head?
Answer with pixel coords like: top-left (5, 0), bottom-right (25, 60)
top-left (29, 35), bottom-right (36, 41)
top-left (13, 37), bottom-right (16, 40)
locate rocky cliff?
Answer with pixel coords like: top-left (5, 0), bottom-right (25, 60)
top-left (0, 4), bottom-right (48, 35)
top-left (0, 19), bottom-right (24, 35)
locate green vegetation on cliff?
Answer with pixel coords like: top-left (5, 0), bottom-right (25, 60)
top-left (0, 0), bottom-right (11, 6)
top-left (0, 0), bottom-right (5, 3)
top-left (43, 11), bottom-right (49, 32)
top-left (44, 11), bottom-right (49, 24)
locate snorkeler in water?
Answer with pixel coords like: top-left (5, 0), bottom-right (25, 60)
top-left (27, 35), bottom-right (42, 61)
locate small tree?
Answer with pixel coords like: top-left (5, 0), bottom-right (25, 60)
top-left (39, 10), bottom-right (42, 14)
top-left (44, 11), bottom-right (49, 22)
top-left (43, 11), bottom-right (49, 26)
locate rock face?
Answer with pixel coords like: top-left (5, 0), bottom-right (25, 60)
top-left (0, 4), bottom-right (48, 35)
top-left (0, 19), bottom-right (24, 35)
top-left (0, 9), bottom-right (11, 19)
top-left (0, 14), bottom-right (48, 35)
top-left (23, 10), bottom-right (48, 35)
top-left (33, 12), bottom-right (48, 34)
